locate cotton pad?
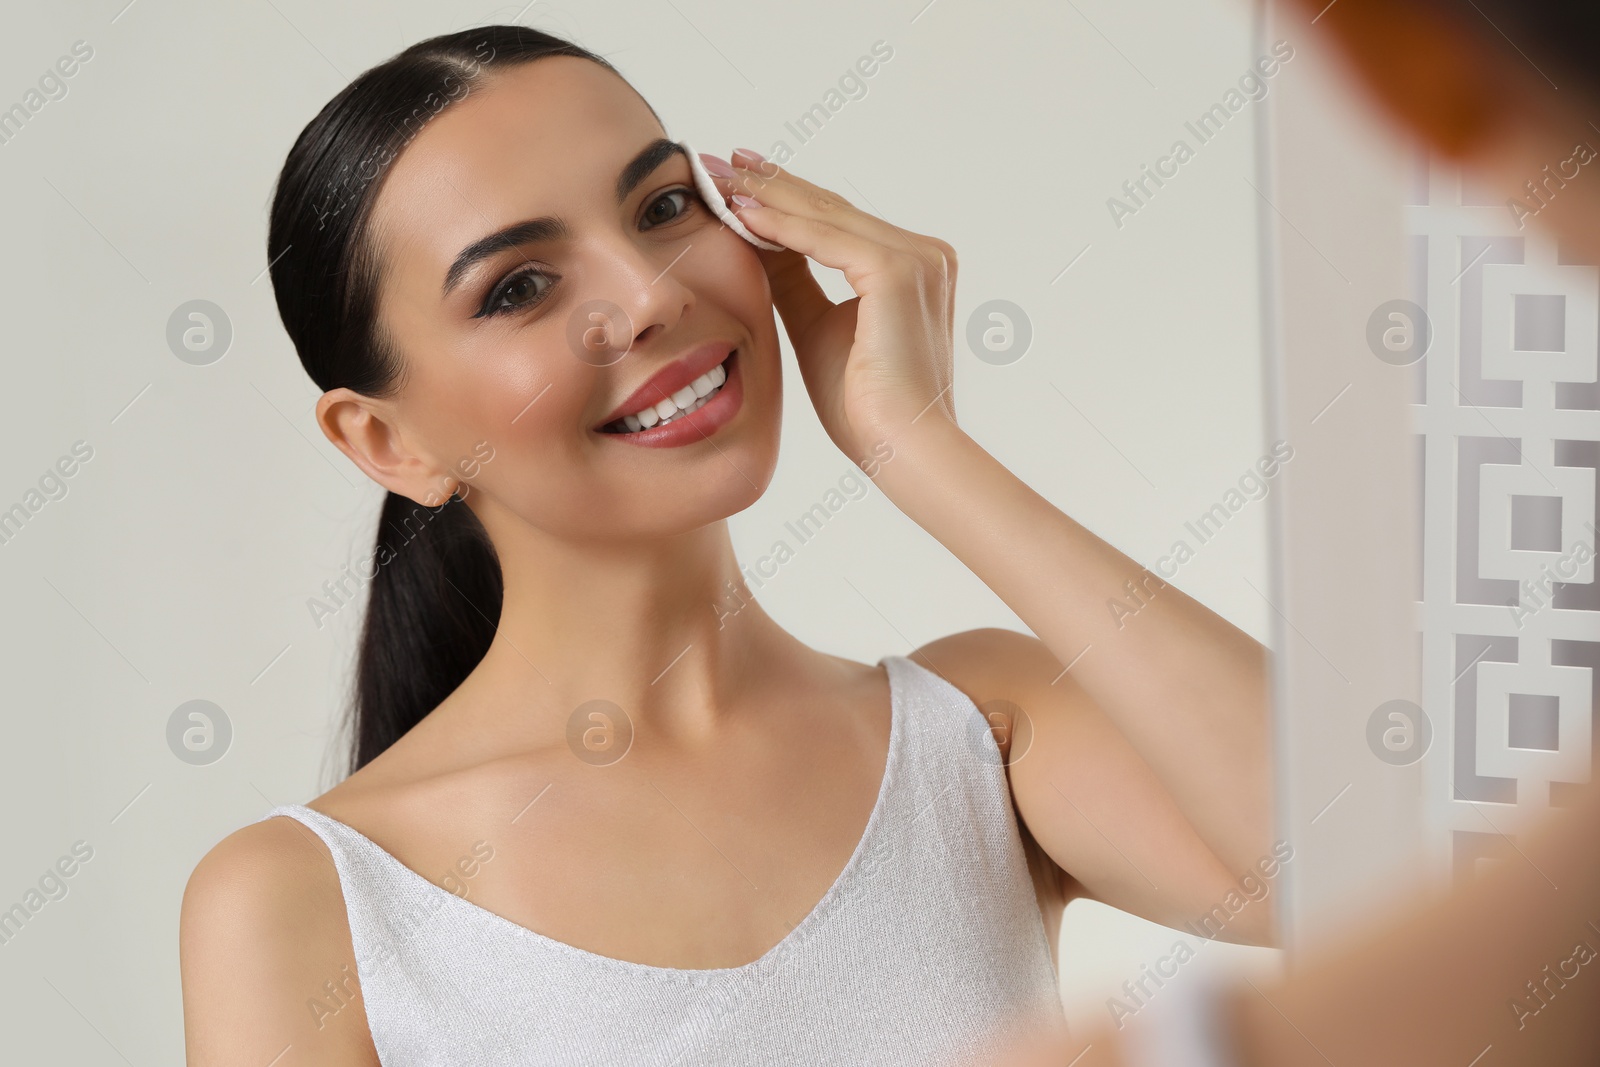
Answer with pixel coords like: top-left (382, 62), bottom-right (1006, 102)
top-left (681, 141), bottom-right (786, 251)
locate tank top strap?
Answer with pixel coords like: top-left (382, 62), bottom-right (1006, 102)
top-left (244, 659), bottom-right (1066, 1064)
top-left (875, 654), bottom-right (1064, 1034)
top-left (257, 803), bottom-right (453, 986)
top-left (881, 652), bottom-right (1015, 804)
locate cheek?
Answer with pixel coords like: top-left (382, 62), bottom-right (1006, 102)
top-left (467, 377), bottom-right (601, 534)
top-left (687, 233), bottom-right (780, 375)
top-left (713, 238), bottom-right (772, 318)
top-left (405, 334), bottom-right (591, 479)
top-left (685, 233), bottom-right (783, 413)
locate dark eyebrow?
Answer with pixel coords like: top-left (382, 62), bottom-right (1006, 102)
top-left (441, 137), bottom-right (689, 298)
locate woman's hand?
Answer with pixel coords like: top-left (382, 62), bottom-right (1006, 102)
top-left (697, 149), bottom-right (1274, 943)
top-left (701, 148), bottom-right (958, 463)
top-left (693, 149), bottom-right (1273, 916)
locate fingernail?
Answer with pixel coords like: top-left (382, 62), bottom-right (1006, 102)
top-left (698, 152), bottom-right (736, 178)
top-left (731, 193), bottom-right (760, 209)
top-left (731, 147), bottom-right (767, 168)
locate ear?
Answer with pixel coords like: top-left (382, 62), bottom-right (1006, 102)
top-left (315, 387), bottom-right (459, 507)
top-left (1293, 0), bottom-right (1524, 161)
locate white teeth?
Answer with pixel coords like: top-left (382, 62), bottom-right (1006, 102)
top-left (657, 388), bottom-right (715, 425)
top-left (605, 353), bottom-right (733, 433)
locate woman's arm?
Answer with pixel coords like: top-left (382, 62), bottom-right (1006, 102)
top-left (718, 149), bottom-right (1273, 935)
top-left (1221, 773), bottom-right (1600, 1066)
top-left (962, 775), bottom-right (1600, 1067)
top-left (879, 418), bottom-right (1273, 889)
top-left (180, 818), bottom-right (381, 1067)
top-left (913, 625), bottom-right (1279, 947)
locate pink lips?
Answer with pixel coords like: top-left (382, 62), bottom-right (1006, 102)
top-left (599, 349), bottom-right (743, 448)
top-left (596, 340), bottom-right (736, 429)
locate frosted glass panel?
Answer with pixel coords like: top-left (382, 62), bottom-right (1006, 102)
top-left (1263, 0), bottom-right (1600, 957)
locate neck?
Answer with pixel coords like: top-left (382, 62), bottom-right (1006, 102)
top-left (441, 496), bottom-right (808, 747)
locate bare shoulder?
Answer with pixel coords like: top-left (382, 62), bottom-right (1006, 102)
top-left (909, 627), bottom-right (1093, 738)
top-left (909, 629), bottom-right (1092, 916)
top-left (908, 628), bottom-right (1114, 773)
top-left (180, 815), bottom-right (379, 1066)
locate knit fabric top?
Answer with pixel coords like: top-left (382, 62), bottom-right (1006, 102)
top-left (258, 653), bottom-right (1066, 1065)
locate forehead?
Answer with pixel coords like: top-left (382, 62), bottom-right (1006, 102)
top-left (368, 55), bottom-right (665, 278)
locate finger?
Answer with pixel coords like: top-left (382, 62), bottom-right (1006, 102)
top-left (758, 236), bottom-right (836, 348)
top-left (730, 156), bottom-right (951, 276)
top-left (729, 151), bottom-right (957, 282)
top-left (933, 238), bottom-right (958, 326)
top-left (691, 160), bottom-right (836, 334)
top-left (730, 195), bottom-right (906, 341)
top-left (935, 239), bottom-right (957, 411)
top-left (723, 154), bottom-right (957, 322)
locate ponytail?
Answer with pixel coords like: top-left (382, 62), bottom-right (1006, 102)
top-left (264, 26), bottom-right (622, 772)
top-left (348, 490), bottom-right (501, 773)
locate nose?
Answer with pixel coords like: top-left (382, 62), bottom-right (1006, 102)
top-left (575, 230), bottom-right (696, 365)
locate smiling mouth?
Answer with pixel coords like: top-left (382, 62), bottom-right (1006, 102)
top-left (598, 350), bottom-right (736, 434)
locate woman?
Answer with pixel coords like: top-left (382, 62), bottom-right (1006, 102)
top-left (178, 25), bottom-right (1271, 1066)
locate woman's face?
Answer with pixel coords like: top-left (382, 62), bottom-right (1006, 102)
top-left (361, 55), bottom-right (782, 546)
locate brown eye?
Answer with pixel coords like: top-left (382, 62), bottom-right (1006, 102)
top-left (478, 266), bottom-right (557, 318)
top-left (642, 188), bottom-right (694, 229)
top-left (501, 272), bottom-right (545, 307)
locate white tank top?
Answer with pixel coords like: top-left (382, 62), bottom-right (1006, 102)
top-left (259, 653), bottom-right (1066, 1065)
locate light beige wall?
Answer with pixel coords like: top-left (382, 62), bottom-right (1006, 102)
top-left (0, 0), bottom-right (1272, 1057)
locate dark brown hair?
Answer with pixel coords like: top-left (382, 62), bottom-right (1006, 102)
top-left (265, 26), bottom-right (630, 774)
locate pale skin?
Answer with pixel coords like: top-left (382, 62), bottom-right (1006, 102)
top-left (974, 0), bottom-right (1600, 1064)
top-left (179, 56), bottom-right (1272, 1066)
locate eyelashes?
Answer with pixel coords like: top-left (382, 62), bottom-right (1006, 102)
top-left (478, 266), bottom-right (555, 319)
top-left (474, 187), bottom-right (702, 319)
top-left (645, 187), bottom-right (699, 227)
